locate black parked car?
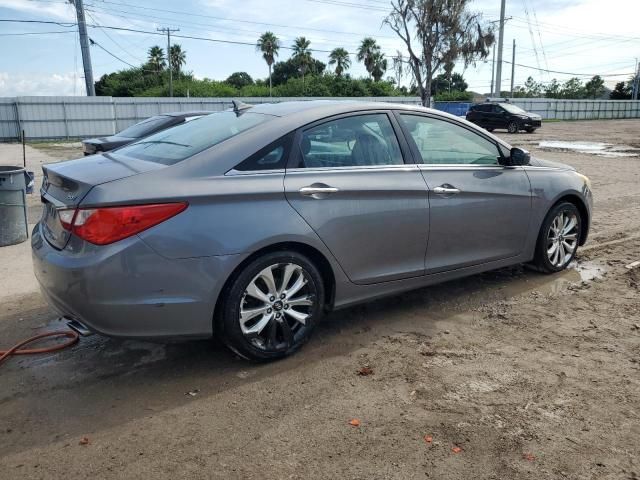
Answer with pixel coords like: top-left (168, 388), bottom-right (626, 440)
top-left (82, 111), bottom-right (211, 155)
top-left (466, 101), bottom-right (542, 134)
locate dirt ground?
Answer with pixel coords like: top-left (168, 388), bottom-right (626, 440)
top-left (0, 120), bottom-right (639, 479)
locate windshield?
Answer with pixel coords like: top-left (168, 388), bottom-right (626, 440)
top-left (113, 112), bottom-right (270, 165)
top-left (117, 116), bottom-right (171, 138)
top-left (499, 103), bottom-right (528, 115)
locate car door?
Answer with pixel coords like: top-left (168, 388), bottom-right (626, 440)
top-left (396, 112), bottom-right (532, 274)
top-left (284, 112), bottom-right (430, 285)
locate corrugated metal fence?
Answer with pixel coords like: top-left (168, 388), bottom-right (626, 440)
top-left (0, 96), bottom-right (421, 141)
top-left (1, 96), bottom-right (639, 141)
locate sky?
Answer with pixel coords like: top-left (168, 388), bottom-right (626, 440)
top-left (0, 0), bottom-right (638, 96)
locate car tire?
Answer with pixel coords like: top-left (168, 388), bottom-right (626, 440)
top-left (507, 121), bottom-right (519, 134)
top-left (532, 202), bottom-right (582, 274)
top-left (525, 127), bottom-right (536, 133)
top-left (486, 127), bottom-right (495, 132)
top-left (218, 251), bottom-right (325, 361)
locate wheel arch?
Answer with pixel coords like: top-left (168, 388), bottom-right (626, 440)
top-left (549, 193), bottom-right (590, 246)
top-left (212, 241), bottom-right (336, 334)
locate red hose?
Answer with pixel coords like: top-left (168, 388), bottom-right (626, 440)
top-left (0, 330), bottom-right (79, 366)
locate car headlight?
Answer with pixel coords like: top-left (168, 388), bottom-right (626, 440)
top-left (575, 172), bottom-right (591, 190)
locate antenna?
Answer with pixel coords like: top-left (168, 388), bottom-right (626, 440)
top-left (232, 100), bottom-right (253, 115)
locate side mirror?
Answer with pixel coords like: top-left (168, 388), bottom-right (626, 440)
top-left (509, 147), bottom-right (530, 166)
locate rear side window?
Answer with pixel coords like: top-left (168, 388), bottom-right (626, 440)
top-left (297, 113), bottom-right (403, 168)
top-left (113, 112), bottom-right (269, 165)
top-left (235, 133), bottom-right (293, 171)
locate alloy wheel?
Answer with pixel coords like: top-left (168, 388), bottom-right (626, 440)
top-left (239, 263), bottom-right (315, 352)
top-left (546, 211), bottom-right (579, 268)
top-left (508, 121), bottom-right (518, 133)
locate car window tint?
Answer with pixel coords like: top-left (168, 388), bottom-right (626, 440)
top-left (117, 116), bottom-right (171, 138)
top-left (235, 133), bottom-right (292, 171)
top-left (113, 112), bottom-right (269, 165)
top-left (399, 114), bottom-right (501, 165)
top-left (298, 114), bottom-right (403, 168)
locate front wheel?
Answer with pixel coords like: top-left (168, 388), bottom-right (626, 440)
top-left (219, 251), bottom-right (325, 361)
top-left (532, 202), bottom-right (581, 273)
top-left (525, 127), bottom-right (536, 133)
top-left (507, 121), bottom-right (519, 134)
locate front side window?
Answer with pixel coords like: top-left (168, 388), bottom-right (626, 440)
top-left (297, 113), bottom-right (403, 168)
top-left (113, 112), bottom-right (270, 165)
top-left (398, 114), bottom-right (501, 165)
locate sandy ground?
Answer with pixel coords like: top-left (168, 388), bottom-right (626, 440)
top-left (0, 120), bottom-right (639, 479)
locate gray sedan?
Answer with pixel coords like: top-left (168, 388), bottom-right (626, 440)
top-left (32, 101), bottom-right (592, 360)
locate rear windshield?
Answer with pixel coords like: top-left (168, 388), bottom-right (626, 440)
top-left (113, 112), bottom-right (270, 165)
top-left (117, 115), bottom-right (171, 138)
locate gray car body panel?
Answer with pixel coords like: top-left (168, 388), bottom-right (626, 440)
top-left (33, 101), bottom-right (592, 338)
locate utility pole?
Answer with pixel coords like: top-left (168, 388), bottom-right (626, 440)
top-left (510, 39), bottom-right (516, 98)
top-left (70, 0), bottom-right (95, 96)
top-left (490, 43), bottom-right (496, 96)
top-left (494, 0), bottom-right (506, 97)
top-left (157, 27), bottom-right (179, 97)
top-left (632, 58), bottom-right (640, 100)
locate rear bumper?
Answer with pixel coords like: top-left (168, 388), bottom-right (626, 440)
top-left (31, 222), bottom-right (241, 338)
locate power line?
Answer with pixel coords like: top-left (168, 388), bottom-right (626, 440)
top-left (0, 30), bottom-right (75, 36)
top-left (85, 0), bottom-right (394, 38)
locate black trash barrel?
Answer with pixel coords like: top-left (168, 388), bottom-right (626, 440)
top-left (0, 166), bottom-right (29, 246)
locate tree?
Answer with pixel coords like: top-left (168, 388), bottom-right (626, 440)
top-left (523, 76), bottom-right (542, 97)
top-left (169, 44), bottom-right (186, 73)
top-left (357, 37), bottom-right (381, 78)
top-left (584, 75), bottom-right (606, 99)
top-left (226, 72), bottom-right (254, 89)
top-left (328, 48), bottom-right (351, 77)
top-left (292, 37), bottom-right (312, 88)
top-left (559, 77), bottom-right (585, 99)
top-left (147, 46), bottom-right (166, 73)
top-left (385, 0), bottom-right (494, 106)
top-left (256, 31), bottom-right (280, 97)
top-left (610, 81), bottom-right (632, 100)
top-left (432, 72), bottom-right (467, 94)
top-left (370, 51), bottom-right (388, 82)
top-left (271, 58), bottom-right (326, 86)
top-left (544, 78), bottom-right (561, 98)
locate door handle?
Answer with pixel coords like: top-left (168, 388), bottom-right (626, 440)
top-left (433, 185), bottom-right (461, 195)
top-left (299, 186), bottom-right (339, 196)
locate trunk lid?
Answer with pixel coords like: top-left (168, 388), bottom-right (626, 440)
top-left (40, 153), bottom-right (163, 249)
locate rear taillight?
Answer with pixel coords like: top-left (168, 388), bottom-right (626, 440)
top-left (59, 202), bottom-right (188, 245)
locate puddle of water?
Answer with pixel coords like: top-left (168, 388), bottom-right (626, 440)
top-left (538, 140), bottom-right (639, 158)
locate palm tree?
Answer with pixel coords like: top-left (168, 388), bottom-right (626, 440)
top-left (292, 36), bottom-right (312, 89)
top-left (169, 44), bottom-right (186, 73)
top-left (371, 52), bottom-right (387, 82)
top-left (147, 45), bottom-right (166, 73)
top-left (328, 48), bottom-right (351, 77)
top-left (357, 37), bottom-right (381, 78)
top-left (256, 31), bottom-right (280, 97)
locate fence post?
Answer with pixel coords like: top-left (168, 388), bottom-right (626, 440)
top-left (13, 99), bottom-right (22, 141)
top-left (62, 100), bottom-right (69, 139)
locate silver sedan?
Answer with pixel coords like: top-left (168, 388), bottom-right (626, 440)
top-left (32, 101), bottom-right (592, 360)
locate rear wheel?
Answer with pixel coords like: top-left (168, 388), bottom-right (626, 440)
top-left (507, 121), bottom-right (519, 134)
top-left (219, 251), bottom-right (325, 361)
top-left (532, 202), bottom-right (581, 273)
